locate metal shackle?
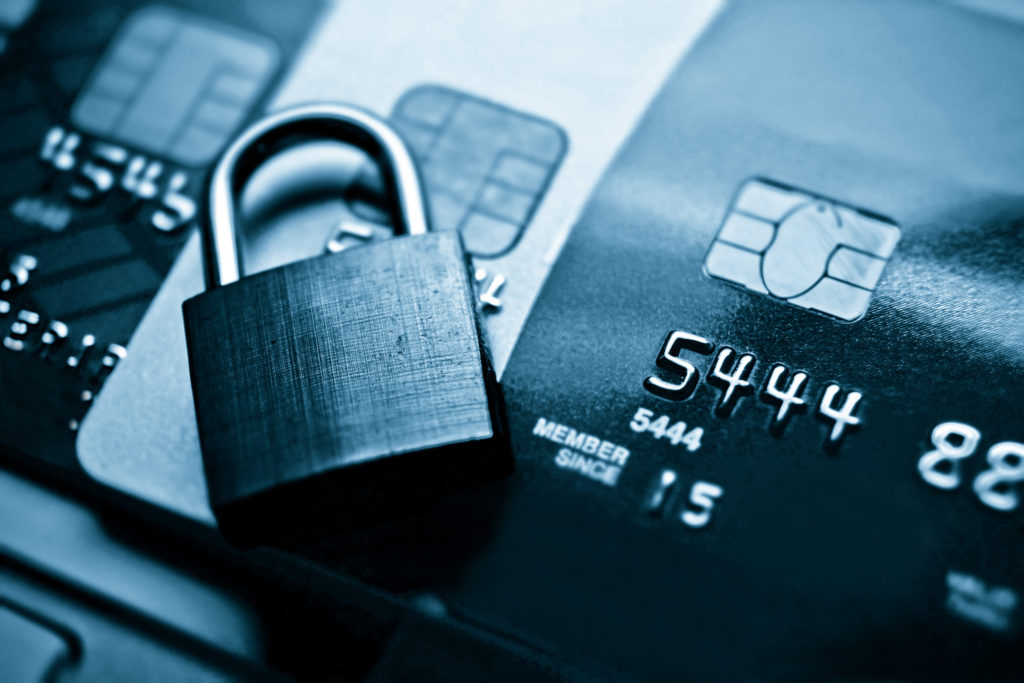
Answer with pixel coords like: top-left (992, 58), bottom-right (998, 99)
top-left (204, 103), bottom-right (430, 288)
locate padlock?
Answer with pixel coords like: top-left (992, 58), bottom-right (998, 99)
top-left (182, 104), bottom-right (509, 547)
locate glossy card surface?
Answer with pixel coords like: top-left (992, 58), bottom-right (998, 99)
top-left (486, 1), bottom-right (1024, 678)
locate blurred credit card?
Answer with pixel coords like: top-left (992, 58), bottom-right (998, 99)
top-left (0, 0), bottom-right (322, 466)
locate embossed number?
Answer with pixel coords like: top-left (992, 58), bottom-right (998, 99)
top-left (918, 421), bottom-right (981, 490)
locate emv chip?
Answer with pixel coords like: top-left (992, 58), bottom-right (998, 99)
top-left (71, 6), bottom-right (278, 166)
top-left (704, 179), bottom-right (900, 322)
top-left (389, 86), bottom-right (566, 257)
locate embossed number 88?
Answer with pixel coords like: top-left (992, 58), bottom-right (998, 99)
top-left (918, 421), bottom-right (1024, 512)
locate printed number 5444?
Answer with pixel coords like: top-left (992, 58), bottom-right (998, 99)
top-left (630, 408), bottom-right (703, 452)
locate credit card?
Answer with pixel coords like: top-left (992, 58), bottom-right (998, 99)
top-left (481, 1), bottom-right (1024, 678)
top-left (0, 0), bottom-right (323, 467)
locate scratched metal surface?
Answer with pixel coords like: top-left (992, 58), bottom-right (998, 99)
top-left (184, 233), bottom-right (506, 545)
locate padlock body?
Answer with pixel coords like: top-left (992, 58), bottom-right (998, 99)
top-left (183, 232), bottom-right (507, 546)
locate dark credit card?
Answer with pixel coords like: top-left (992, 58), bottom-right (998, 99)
top-left (473, 1), bottom-right (1023, 679)
top-left (0, 0), bottom-right (322, 466)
